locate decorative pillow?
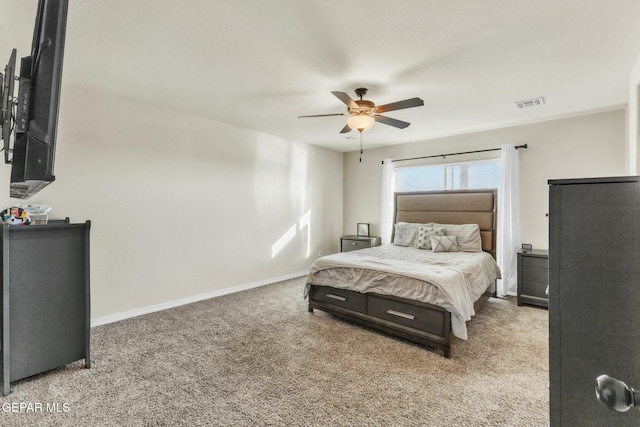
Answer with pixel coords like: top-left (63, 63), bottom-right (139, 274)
top-left (434, 223), bottom-right (483, 252)
top-left (393, 222), bottom-right (431, 247)
top-left (430, 235), bottom-right (460, 252)
top-left (416, 225), bottom-right (446, 250)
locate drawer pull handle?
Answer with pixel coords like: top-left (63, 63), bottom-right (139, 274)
top-left (387, 309), bottom-right (415, 320)
top-left (327, 294), bottom-right (347, 302)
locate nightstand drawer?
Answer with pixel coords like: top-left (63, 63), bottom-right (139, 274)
top-left (341, 239), bottom-right (370, 252)
top-left (522, 265), bottom-right (548, 283)
top-left (309, 286), bottom-right (367, 313)
top-left (522, 256), bottom-right (548, 269)
top-left (522, 280), bottom-right (548, 299)
top-left (340, 235), bottom-right (380, 252)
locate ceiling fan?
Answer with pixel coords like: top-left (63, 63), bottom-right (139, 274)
top-left (299, 88), bottom-right (424, 161)
top-left (298, 87), bottom-right (424, 134)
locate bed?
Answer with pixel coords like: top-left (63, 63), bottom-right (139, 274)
top-left (305, 189), bottom-right (500, 358)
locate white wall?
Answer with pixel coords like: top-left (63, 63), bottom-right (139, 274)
top-left (343, 109), bottom-right (626, 250)
top-left (630, 53), bottom-right (640, 174)
top-left (0, 86), bottom-right (343, 320)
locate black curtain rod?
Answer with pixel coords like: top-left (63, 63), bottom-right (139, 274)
top-left (382, 144), bottom-right (527, 164)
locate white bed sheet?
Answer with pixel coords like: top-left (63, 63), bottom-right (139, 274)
top-left (305, 244), bottom-right (501, 339)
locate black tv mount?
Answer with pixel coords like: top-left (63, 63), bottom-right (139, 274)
top-left (0, 48), bottom-right (19, 165)
top-left (2, 51), bottom-right (36, 167)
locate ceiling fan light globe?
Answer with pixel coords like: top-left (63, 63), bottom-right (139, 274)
top-left (347, 114), bottom-right (375, 132)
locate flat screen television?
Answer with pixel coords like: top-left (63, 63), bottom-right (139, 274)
top-left (0, 0), bottom-right (68, 199)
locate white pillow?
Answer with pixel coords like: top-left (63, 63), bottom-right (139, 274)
top-left (434, 223), bottom-right (483, 252)
top-left (393, 222), bottom-right (431, 247)
top-left (430, 235), bottom-right (460, 252)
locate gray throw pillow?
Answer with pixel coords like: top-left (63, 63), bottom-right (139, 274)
top-left (417, 225), bottom-right (446, 250)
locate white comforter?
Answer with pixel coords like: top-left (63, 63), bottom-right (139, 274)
top-left (305, 244), bottom-right (501, 339)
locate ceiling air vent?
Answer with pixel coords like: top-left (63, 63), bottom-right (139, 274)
top-left (515, 97), bottom-right (545, 109)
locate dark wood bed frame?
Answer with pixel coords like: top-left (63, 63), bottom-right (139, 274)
top-left (307, 189), bottom-right (498, 358)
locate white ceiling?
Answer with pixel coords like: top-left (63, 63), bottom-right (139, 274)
top-left (4, 0), bottom-right (640, 152)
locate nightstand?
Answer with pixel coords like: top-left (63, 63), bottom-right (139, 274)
top-left (517, 249), bottom-right (549, 308)
top-left (340, 235), bottom-right (381, 252)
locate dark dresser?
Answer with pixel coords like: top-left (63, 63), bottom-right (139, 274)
top-left (517, 249), bottom-right (548, 308)
top-left (1, 221), bottom-right (91, 395)
top-left (549, 176), bottom-right (640, 426)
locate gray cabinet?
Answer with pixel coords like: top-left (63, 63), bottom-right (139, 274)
top-left (2, 221), bottom-right (91, 395)
top-left (517, 250), bottom-right (548, 308)
top-left (340, 235), bottom-right (380, 252)
top-left (549, 177), bottom-right (640, 426)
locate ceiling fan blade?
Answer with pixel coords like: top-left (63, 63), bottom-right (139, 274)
top-left (375, 115), bottom-right (411, 129)
top-left (331, 91), bottom-right (358, 109)
top-left (298, 113), bottom-right (346, 118)
top-left (339, 124), bottom-right (352, 133)
top-left (375, 97), bottom-right (424, 113)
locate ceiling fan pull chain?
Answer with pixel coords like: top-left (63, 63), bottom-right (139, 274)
top-left (359, 131), bottom-right (363, 162)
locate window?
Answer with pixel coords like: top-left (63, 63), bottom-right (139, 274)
top-left (395, 159), bottom-right (501, 192)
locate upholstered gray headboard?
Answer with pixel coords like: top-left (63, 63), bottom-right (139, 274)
top-left (394, 189), bottom-right (498, 258)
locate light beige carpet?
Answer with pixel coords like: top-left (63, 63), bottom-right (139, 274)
top-left (1, 277), bottom-right (549, 426)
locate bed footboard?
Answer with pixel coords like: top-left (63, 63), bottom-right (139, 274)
top-left (308, 285), bottom-right (457, 357)
top-left (308, 283), bottom-right (494, 358)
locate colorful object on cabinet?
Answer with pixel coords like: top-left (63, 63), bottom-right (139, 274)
top-left (1, 207), bottom-right (31, 225)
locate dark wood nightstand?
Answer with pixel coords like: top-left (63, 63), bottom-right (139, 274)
top-left (517, 249), bottom-right (549, 308)
top-left (340, 235), bottom-right (381, 252)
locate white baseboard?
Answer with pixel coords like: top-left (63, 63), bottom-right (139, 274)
top-left (91, 270), bottom-right (309, 327)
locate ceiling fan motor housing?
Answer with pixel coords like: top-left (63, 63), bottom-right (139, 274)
top-left (351, 99), bottom-right (375, 115)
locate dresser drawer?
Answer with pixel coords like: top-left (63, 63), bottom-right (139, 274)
top-left (309, 286), bottom-right (367, 313)
top-left (367, 295), bottom-right (445, 336)
top-left (341, 239), bottom-right (370, 252)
